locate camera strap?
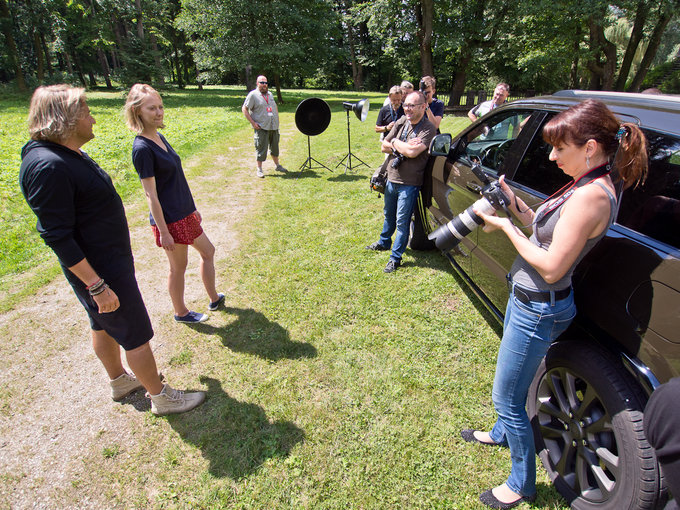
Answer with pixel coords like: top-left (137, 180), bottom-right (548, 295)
top-left (399, 117), bottom-right (426, 142)
top-left (521, 163), bottom-right (611, 227)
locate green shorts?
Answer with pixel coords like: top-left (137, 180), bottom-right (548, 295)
top-left (254, 129), bottom-right (280, 161)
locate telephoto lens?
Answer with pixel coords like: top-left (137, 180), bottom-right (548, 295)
top-left (428, 180), bottom-right (510, 252)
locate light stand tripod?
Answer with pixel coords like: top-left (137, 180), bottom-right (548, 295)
top-left (299, 135), bottom-right (332, 174)
top-left (336, 99), bottom-right (370, 174)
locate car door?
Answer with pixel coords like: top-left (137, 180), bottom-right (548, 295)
top-left (573, 128), bottom-right (680, 383)
top-left (458, 110), bottom-right (560, 315)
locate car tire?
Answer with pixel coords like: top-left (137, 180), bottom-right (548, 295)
top-left (409, 195), bottom-right (436, 251)
top-left (527, 340), bottom-right (661, 510)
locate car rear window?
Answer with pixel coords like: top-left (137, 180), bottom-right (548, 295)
top-left (616, 130), bottom-right (680, 249)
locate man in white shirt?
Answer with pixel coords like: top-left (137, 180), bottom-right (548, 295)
top-left (468, 82), bottom-right (510, 122)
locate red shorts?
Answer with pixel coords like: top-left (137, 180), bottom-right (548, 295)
top-left (152, 212), bottom-right (203, 247)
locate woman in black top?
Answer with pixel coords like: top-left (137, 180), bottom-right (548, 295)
top-left (125, 84), bottom-right (224, 324)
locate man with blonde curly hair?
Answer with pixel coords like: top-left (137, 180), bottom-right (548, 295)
top-left (19, 85), bottom-right (205, 416)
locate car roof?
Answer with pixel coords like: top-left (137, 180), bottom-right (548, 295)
top-left (507, 90), bottom-right (680, 137)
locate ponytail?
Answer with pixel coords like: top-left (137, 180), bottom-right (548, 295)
top-left (614, 123), bottom-right (648, 189)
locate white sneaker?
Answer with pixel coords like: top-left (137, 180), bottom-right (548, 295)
top-left (110, 372), bottom-right (143, 401)
top-left (256, 167), bottom-right (264, 178)
top-left (148, 384), bottom-right (206, 416)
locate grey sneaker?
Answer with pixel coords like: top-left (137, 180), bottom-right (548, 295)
top-left (275, 164), bottom-right (288, 173)
top-left (366, 241), bottom-right (389, 251)
top-left (148, 384), bottom-right (206, 416)
top-left (110, 372), bottom-right (143, 401)
top-left (384, 259), bottom-right (401, 273)
top-left (256, 167), bottom-right (265, 178)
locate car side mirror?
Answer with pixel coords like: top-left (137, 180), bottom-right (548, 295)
top-left (429, 134), bottom-right (452, 156)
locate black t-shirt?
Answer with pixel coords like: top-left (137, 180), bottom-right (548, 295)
top-left (20, 140), bottom-right (134, 279)
top-left (429, 98), bottom-right (445, 119)
top-left (132, 133), bottom-right (196, 225)
top-left (376, 104), bottom-right (405, 132)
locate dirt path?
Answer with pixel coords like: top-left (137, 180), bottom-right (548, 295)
top-left (0, 127), bottom-right (293, 509)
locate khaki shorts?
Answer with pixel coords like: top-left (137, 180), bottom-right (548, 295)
top-left (254, 129), bottom-right (280, 161)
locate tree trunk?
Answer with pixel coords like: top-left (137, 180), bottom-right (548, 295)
top-left (0, 0), bottom-right (27, 91)
top-left (71, 53), bottom-right (87, 87)
top-left (25, 0), bottom-right (44, 81)
top-left (416, 0), bottom-right (434, 78)
top-left (587, 16), bottom-right (617, 90)
top-left (615, 0), bottom-right (648, 91)
top-left (110, 14), bottom-right (125, 68)
top-left (244, 64), bottom-right (254, 91)
top-left (41, 33), bottom-right (53, 76)
top-left (33, 31), bottom-right (44, 81)
top-left (449, 52), bottom-right (472, 107)
top-left (173, 43), bottom-right (184, 88)
top-left (97, 48), bottom-right (112, 88)
top-left (110, 49), bottom-right (119, 70)
top-left (149, 31), bottom-right (165, 86)
top-left (134, 0), bottom-right (145, 40)
top-left (274, 73), bottom-right (283, 104)
top-left (628, 7), bottom-right (674, 91)
top-left (570, 40), bottom-right (580, 88)
top-left (346, 22), bottom-right (363, 90)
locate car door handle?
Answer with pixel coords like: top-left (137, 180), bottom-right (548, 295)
top-left (466, 182), bottom-right (482, 193)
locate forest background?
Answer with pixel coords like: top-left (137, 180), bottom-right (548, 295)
top-left (3, 0), bottom-right (680, 101)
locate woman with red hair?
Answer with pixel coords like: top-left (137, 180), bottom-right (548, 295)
top-left (463, 99), bottom-right (648, 509)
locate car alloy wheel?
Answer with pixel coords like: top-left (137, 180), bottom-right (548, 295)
top-left (527, 340), bottom-right (662, 509)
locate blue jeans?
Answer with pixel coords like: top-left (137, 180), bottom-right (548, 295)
top-left (378, 181), bottom-right (420, 262)
top-left (488, 282), bottom-right (576, 497)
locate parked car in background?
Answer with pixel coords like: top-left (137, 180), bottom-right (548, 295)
top-left (412, 90), bottom-right (680, 509)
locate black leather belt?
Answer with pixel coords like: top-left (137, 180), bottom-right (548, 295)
top-left (507, 276), bottom-right (571, 305)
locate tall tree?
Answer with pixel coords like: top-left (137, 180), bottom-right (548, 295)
top-left (628, 0), bottom-right (677, 91)
top-left (0, 0), bottom-right (27, 90)
top-left (178, 0), bottom-right (336, 98)
top-left (415, 0), bottom-right (433, 77)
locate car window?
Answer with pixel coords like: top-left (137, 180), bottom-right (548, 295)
top-left (512, 113), bottom-right (571, 196)
top-left (616, 130), bottom-right (680, 249)
top-left (462, 110), bottom-right (534, 175)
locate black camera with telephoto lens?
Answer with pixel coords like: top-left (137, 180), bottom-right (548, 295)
top-left (428, 163), bottom-right (511, 251)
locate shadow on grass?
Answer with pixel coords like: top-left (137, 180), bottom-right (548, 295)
top-left (167, 376), bottom-right (305, 479)
top-left (191, 306), bottom-right (317, 361)
top-left (327, 172), bottom-right (367, 182)
top-left (405, 248), bottom-right (504, 337)
top-left (279, 169), bottom-right (324, 179)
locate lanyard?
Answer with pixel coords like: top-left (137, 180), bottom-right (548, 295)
top-left (389, 106), bottom-right (397, 123)
top-left (532, 164), bottom-right (611, 224)
top-left (399, 117), bottom-right (425, 142)
top-left (262, 93), bottom-right (269, 105)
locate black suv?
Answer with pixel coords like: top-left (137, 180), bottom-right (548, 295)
top-left (412, 90), bottom-right (680, 509)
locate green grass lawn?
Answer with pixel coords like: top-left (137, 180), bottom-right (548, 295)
top-left (0, 87), bottom-right (567, 508)
top-left (0, 86), bottom-right (466, 309)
